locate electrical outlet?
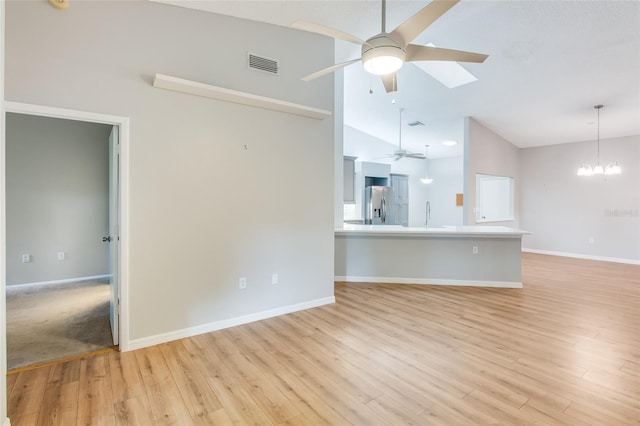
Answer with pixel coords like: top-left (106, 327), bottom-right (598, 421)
top-left (22, 254), bottom-right (31, 263)
top-left (57, 252), bottom-right (65, 261)
top-left (239, 277), bottom-right (247, 289)
top-left (472, 246), bottom-right (479, 254)
top-left (272, 273), bottom-right (278, 285)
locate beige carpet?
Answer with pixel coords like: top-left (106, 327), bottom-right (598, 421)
top-left (6, 278), bottom-right (114, 370)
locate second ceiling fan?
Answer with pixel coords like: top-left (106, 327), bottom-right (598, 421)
top-left (381, 108), bottom-right (426, 161)
top-left (293, 0), bottom-right (488, 92)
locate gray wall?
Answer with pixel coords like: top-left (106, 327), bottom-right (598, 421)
top-left (464, 117), bottom-right (521, 227)
top-left (6, 113), bottom-right (111, 285)
top-left (335, 234), bottom-right (523, 285)
top-left (520, 135), bottom-right (640, 261)
top-left (5, 1), bottom-right (335, 341)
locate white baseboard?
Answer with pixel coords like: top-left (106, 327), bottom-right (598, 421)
top-left (5, 417), bottom-right (12, 426)
top-left (7, 274), bottom-right (111, 288)
top-left (335, 276), bottom-right (522, 288)
top-left (522, 248), bottom-right (640, 265)
top-left (127, 296), bottom-right (336, 351)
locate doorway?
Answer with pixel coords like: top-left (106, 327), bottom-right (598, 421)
top-left (4, 102), bottom-right (130, 369)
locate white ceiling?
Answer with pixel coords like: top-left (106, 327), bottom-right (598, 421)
top-left (154, 0), bottom-right (640, 158)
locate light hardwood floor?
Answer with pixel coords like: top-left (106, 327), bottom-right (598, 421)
top-left (7, 253), bottom-right (640, 425)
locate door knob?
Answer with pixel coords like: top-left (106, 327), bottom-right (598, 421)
top-left (102, 236), bottom-right (112, 242)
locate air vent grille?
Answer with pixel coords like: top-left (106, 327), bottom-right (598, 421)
top-left (408, 121), bottom-right (425, 127)
top-left (248, 53), bottom-right (279, 75)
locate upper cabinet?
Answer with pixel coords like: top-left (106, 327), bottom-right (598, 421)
top-left (343, 156), bottom-right (357, 203)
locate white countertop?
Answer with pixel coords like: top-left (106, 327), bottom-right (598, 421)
top-left (335, 224), bottom-right (530, 237)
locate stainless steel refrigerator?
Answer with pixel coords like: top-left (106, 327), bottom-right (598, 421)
top-left (364, 186), bottom-right (397, 225)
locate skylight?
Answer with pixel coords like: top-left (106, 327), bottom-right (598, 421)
top-left (413, 43), bottom-right (479, 88)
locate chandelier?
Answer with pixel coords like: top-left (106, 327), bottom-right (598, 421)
top-left (577, 105), bottom-right (622, 176)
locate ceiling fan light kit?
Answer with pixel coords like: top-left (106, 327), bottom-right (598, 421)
top-left (577, 105), bottom-right (622, 177)
top-left (361, 36), bottom-right (406, 75)
top-left (362, 48), bottom-right (405, 75)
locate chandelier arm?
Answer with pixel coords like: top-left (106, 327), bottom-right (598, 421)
top-left (597, 105), bottom-right (600, 164)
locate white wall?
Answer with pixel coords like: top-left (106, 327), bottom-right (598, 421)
top-left (6, 113), bottom-right (111, 285)
top-left (520, 135), bottom-right (640, 261)
top-left (464, 117), bottom-right (520, 227)
top-left (343, 125), bottom-right (463, 227)
top-left (5, 1), bottom-right (334, 343)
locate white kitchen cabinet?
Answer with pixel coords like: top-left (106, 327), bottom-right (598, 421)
top-left (390, 173), bottom-right (409, 226)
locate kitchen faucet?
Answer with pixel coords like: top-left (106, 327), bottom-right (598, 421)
top-left (425, 201), bottom-right (431, 227)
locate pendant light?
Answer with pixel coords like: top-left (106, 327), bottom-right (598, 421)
top-left (577, 105), bottom-right (622, 177)
top-left (421, 145), bottom-right (433, 184)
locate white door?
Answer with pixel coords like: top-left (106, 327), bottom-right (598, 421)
top-left (108, 126), bottom-right (120, 346)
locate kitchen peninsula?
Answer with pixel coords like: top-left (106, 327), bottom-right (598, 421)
top-left (335, 224), bottom-right (529, 288)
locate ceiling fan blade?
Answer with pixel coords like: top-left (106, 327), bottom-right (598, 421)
top-left (380, 73), bottom-right (398, 93)
top-left (405, 153), bottom-right (427, 159)
top-left (292, 21), bottom-right (369, 46)
top-left (405, 44), bottom-right (488, 63)
top-left (390, 0), bottom-right (460, 45)
top-left (302, 58), bottom-right (361, 82)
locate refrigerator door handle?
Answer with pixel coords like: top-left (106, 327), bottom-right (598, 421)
top-left (382, 196), bottom-right (387, 223)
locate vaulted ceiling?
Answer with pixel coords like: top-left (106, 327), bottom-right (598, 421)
top-left (154, 0), bottom-right (640, 158)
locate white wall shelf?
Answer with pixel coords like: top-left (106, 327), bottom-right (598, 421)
top-left (153, 74), bottom-right (332, 120)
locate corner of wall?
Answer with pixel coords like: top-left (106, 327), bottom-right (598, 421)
top-left (1, 0), bottom-right (8, 419)
top-left (462, 117), bottom-right (471, 225)
top-left (334, 68), bottom-right (344, 228)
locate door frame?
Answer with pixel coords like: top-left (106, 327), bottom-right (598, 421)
top-left (4, 101), bottom-right (130, 351)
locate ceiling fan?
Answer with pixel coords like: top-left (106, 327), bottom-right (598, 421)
top-left (382, 108), bottom-right (426, 161)
top-left (293, 0), bottom-right (488, 93)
